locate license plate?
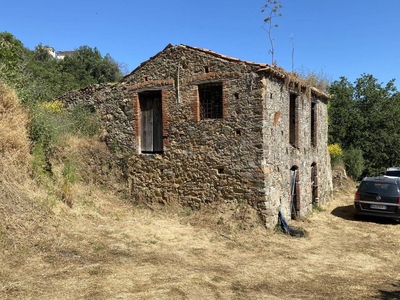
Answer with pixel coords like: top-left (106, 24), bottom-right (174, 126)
top-left (370, 204), bottom-right (387, 210)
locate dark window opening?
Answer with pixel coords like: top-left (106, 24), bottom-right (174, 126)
top-left (217, 168), bottom-right (224, 174)
top-left (199, 83), bottom-right (223, 119)
top-left (204, 66), bottom-right (210, 73)
top-left (235, 129), bottom-right (241, 136)
top-left (234, 93), bottom-right (239, 99)
top-left (311, 102), bottom-right (317, 147)
top-left (289, 93), bottom-right (298, 147)
top-left (139, 91), bottom-right (163, 154)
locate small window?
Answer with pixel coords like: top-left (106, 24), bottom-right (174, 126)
top-left (311, 101), bottom-right (317, 147)
top-left (289, 93), bottom-right (298, 147)
top-left (198, 83), bottom-right (223, 119)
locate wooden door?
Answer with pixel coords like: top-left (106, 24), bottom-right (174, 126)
top-left (139, 91), bottom-right (163, 153)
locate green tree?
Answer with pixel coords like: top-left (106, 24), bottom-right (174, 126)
top-left (329, 74), bottom-right (400, 178)
top-left (328, 77), bottom-right (357, 146)
top-left (60, 46), bottom-right (122, 87)
top-left (0, 32), bottom-right (33, 101)
top-left (343, 147), bottom-right (364, 180)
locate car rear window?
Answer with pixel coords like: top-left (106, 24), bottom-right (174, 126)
top-left (385, 171), bottom-right (400, 177)
top-left (359, 181), bottom-right (398, 195)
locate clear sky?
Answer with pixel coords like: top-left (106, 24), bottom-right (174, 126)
top-left (2, 0), bottom-right (400, 87)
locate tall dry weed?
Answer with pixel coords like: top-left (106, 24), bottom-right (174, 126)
top-left (0, 88), bottom-right (35, 241)
top-left (0, 81), bottom-right (31, 173)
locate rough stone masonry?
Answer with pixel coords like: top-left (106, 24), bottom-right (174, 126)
top-left (58, 44), bottom-right (333, 228)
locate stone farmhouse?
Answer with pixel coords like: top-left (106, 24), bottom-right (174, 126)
top-left (58, 44), bottom-right (333, 228)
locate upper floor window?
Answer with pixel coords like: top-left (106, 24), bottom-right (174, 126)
top-left (198, 83), bottom-right (223, 119)
top-left (311, 101), bottom-right (317, 147)
top-left (289, 93), bottom-right (299, 147)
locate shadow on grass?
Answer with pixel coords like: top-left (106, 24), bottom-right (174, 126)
top-left (330, 205), bottom-right (355, 221)
top-left (331, 205), bottom-right (400, 225)
top-left (375, 281), bottom-right (400, 299)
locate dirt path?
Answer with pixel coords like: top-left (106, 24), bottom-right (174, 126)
top-left (2, 182), bottom-right (400, 299)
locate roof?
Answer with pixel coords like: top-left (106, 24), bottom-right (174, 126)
top-left (183, 45), bottom-right (269, 68)
top-left (124, 44), bottom-right (273, 77)
top-left (56, 51), bottom-right (76, 56)
top-left (122, 44), bottom-right (329, 99)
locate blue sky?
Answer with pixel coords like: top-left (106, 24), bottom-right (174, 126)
top-left (2, 0), bottom-right (400, 87)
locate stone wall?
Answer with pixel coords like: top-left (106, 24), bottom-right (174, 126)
top-left (258, 76), bottom-right (333, 225)
top-left (58, 44), bottom-right (333, 228)
top-left (58, 83), bottom-right (137, 153)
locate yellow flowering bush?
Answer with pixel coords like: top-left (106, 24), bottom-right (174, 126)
top-left (43, 100), bottom-right (64, 114)
top-left (328, 143), bottom-right (343, 165)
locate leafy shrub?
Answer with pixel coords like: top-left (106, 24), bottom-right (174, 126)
top-left (69, 104), bottom-right (100, 137)
top-left (63, 154), bottom-right (79, 184)
top-left (28, 101), bottom-right (100, 178)
top-left (31, 142), bottom-right (51, 179)
top-left (29, 103), bottom-right (65, 152)
top-left (343, 148), bottom-right (364, 180)
top-left (43, 100), bottom-right (64, 114)
top-left (328, 143), bottom-right (343, 166)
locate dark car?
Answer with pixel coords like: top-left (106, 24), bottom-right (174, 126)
top-left (354, 176), bottom-right (400, 220)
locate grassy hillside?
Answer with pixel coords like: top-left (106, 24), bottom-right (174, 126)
top-left (2, 83), bottom-right (400, 300)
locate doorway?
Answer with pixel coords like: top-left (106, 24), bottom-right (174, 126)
top-left (311, 163), bottom-right (318, 204)
top-left (290, 166), bottom-right (300, 220)
top-left (139, 91), bottom-right (163, 153)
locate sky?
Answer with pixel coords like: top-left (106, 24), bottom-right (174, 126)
top-left (2, 0), bottom-right (400, 87)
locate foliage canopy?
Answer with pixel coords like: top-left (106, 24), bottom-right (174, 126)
top-left (329, 74), bottom-right (400, 178)
top-left (0, 32), bottom-right (123, 104)
top-left (0, 32), bottom-right (121, 179)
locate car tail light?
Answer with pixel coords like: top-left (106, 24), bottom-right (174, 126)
top-left (354, 191), bottom-right (360, 201)
top-left (397, 196), bottom-right (400, 205)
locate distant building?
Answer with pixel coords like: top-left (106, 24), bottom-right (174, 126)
top-left (44, 46), bottom-right (56, 58)
top-left (56, 50), bottom-right (76, 60)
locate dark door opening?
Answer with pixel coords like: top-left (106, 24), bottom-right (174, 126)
top-left (311, 163), bottom-right (318, 204)
top-left (139, 91), bottom-right (163, 153)
top-left (290, 166), bottom-right (300, 220)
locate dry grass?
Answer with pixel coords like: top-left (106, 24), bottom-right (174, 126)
top-left (2, 178), bottom-right (400, 300)
top-left (1, 83), bottom-right (400, 300)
